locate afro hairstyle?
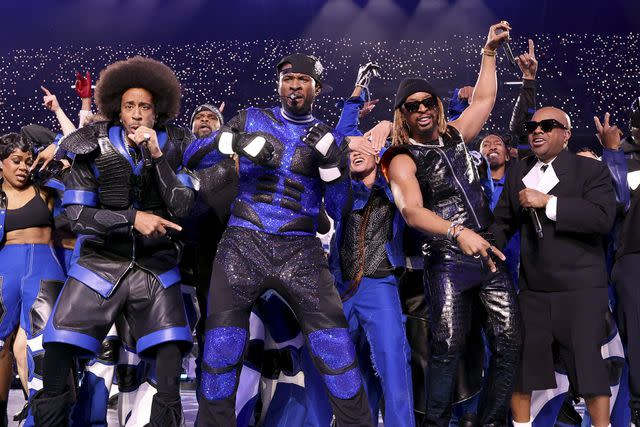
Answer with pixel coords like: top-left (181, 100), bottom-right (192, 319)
top-left (94, 56), bottom-right (181, 127)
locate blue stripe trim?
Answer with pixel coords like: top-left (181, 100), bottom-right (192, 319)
top-left (68, 263), bottom-right (115, 298)
top-left (43, 178), bottom-right (65, 192)
top-left (156, 130), bottom-right (167, 151)
top-left (157, 267), bottom-right (181, 288)
top-left (136, 325), bottom-right (192, 354)
top-left (109, 126), bottom-right (136, 170)
top-left (176, 173), bottom-right (195, 189)
top-left (44, 318), bottom-right (102, 355)
top-left (53, 133), bottom-right (64, 146)
top-left (62, 190), bottom-right (98, 207)
top-left (44, 326), bottom-right (102, 355)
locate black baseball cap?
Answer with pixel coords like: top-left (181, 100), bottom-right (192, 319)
top-left (277, 53), bottom-right (333, 94)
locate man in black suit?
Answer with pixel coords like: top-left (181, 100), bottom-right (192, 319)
top-left (489, 106), bottom-right (616, 427)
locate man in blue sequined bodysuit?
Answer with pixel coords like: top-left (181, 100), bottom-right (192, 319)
top-left (185, 54), bottom-right (373, 427)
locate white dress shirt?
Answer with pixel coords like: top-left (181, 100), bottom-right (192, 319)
top-left (522, 157), bottom-right (559, 221)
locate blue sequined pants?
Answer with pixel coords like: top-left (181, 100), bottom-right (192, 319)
top-left (423, 247), bottom-right (522, 427)
top-left (196, 227), bottom-right (373, 427)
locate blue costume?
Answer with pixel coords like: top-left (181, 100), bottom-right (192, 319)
top-left (0, 184), bottom-right (66, 427)
top-left (187, 103), bottom-right (373, 426)
top-left (332, 173), bottom-right (414, 426)
top-left (31, 120), bottom-right (196, 426)
top-left (322, 86), bottom-right (414, 426)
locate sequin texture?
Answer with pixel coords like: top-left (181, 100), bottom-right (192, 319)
top-left (323, 368), bottom-right (361, 399)
top-left (308, 328), bottom-right (355, 370)
top-left (201, 369), bottom-right (237, 401)
top-left (203, 327), bottom-right (246, 368)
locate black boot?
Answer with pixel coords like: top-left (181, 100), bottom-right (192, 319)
top-left (0, 400), bottom-right (7, 427)
top-left (31, 389), bottom-right (73, 427)
top-left (631, 408), bottom-right (640, 427)
top-left (554, 394), bottom-right (581, 427)
top-left (459, 413), bottom-right (477, 427)
top-left (147, 394), bottom-right (184, 427)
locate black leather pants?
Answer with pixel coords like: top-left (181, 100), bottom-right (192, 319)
top-left (423, 248), bottom-right (522, 427)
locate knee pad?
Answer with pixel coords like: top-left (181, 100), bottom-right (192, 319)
top-left (308, 328), bottom-right (361, 399)
top-left (96, 338), bottom-right (120, 364)
top-left (201, 327), bottom-right (247, 401)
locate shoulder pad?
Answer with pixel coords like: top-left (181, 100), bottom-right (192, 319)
top-left (165, 124), bottom-right (191, 144)
top-left (58, 124), bottom-right (102, 155)
top-left (20, 124), bottom-right (56, 150)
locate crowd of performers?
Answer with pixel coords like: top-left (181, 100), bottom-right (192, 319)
top-left (0, 20), bottom-right (639, 427)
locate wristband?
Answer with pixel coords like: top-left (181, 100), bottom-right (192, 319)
top-left (481, 48), bottom-right (497, 57)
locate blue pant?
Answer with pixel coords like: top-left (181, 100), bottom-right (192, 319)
top-left (0, 244), bottom-right (66, 427)
top-left (341, 275), bottom-right (415, 427)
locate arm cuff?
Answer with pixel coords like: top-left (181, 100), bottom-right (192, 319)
top-left (62, 189), bottom-right (98, 207)
top-left (545, 195), bottom-right (558, 221)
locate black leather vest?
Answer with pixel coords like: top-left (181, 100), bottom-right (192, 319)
top-left (339, 189), bottom-right (394, 280)
top-left (397, 126), bottom-right (493, 244)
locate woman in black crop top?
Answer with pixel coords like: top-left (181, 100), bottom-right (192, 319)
top-left (0, 133), bottom-right (66, 425)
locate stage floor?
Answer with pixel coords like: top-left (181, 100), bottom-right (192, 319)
top-left (7, 389), bottom-right (199, 426)
top-left (7, 389), bottom-right (385, 426)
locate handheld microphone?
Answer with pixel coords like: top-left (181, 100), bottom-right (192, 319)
top-left (496, 28), bottom-right (518, 70)
top-left (280, 94), bottom-right (303, 101)
top-left (503, 40), bottom-right (517, 67)
top-left (140, 133), bottom-right (153, 168)
top-left (527, 208), bottom-right (544, 238)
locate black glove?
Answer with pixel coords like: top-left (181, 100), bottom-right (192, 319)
top-left (301, 123), bottom-right (346, 182)
top-left (215, 129), bottom-right (274, 165)
top-left (355, 62), bottom-right (381, 90)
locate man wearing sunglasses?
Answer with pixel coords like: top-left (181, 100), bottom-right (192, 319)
top-left (381, 21), bottom-right (522, 427)
top-left (490, 107), bottom-right (616, 427)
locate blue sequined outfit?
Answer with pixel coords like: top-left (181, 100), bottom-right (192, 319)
top-left (188, 107), bottom-right (373, 427)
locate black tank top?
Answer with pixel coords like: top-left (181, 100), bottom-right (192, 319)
top-left (4, 187), bottom-right (53, 232)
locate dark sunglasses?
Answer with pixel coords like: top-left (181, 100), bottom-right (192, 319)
top-left (523, 119), bottom-right (568, 134)
top-left (403, 97), bottom-right (438, 113)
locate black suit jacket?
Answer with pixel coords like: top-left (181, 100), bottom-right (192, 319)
top-left (489, 149), bottom-right (616, 292)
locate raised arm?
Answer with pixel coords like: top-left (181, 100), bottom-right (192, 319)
top-left (75, 71), bottom-right (93, 128)
top-left (510, 39), bottom-right (538, 133)
top-left (595, 112), bottom-right (630, 212)
top-left (450, 21), bottom-right (511, 142)
top-left (42, 86), bottom-right (77, 136)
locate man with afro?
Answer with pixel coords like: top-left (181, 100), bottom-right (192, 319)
top-left (32, 56), bottom-right (197, 426)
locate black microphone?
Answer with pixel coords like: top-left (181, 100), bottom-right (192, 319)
top-left (503, 40), bottom-right (517, 67)
top-left (140, 134), bottom-right (153, 168)
top-left (527, 208), bottom-right (544, 238)
top-left (496, 28), bottom-right (518, 69)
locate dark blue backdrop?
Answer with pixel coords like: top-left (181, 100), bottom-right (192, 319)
top-left (0, 0), bottom-right (638, 149)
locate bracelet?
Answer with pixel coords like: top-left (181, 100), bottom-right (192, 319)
top-left (481, 48), bottom-right (497, 57)
top-left (446, 222), bottom-right (456, 241)
top-left (453, 225), bottom-right (465, 241)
